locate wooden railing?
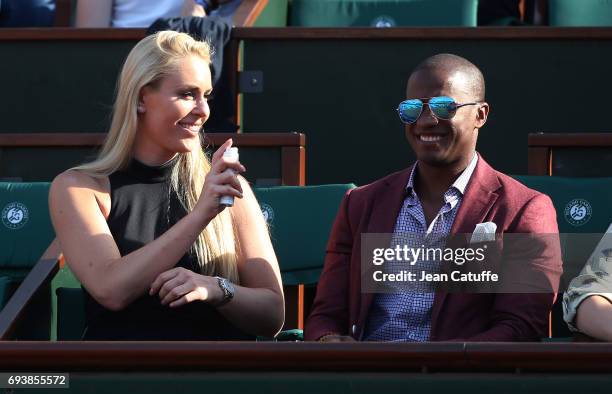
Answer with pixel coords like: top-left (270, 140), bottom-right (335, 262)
top-left (0, 132), bottom-right (306, 186)
top-left (0, 342), bottom-right (612, 372)
top-left (528, 133), bottom-right (612, 176)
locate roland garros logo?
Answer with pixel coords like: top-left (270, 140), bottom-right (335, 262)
top-left (260, 203), bottom-right (274, 225)
top-left (564, 198), bottom-right (592, 226)
top-left (2, 202), bottom-right (29, 230)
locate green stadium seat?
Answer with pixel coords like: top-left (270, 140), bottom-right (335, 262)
top-left (56, 287), bottom-right (85, 341)
top-left (289, 0), bottom-right (478, 27)
top-left (0, 182), bottom-right (54, 311)
top-left (513, 176), bottom-right (612, 338)
top-left (253, 184), bottom-right (356, 286)
top-left (549, 0), bottom-right (612, 26)
top-left (253, 184), bottom-right (356, 334)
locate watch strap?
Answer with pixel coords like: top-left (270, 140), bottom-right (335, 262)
top-left (214, 276), bottom-right (234, 307)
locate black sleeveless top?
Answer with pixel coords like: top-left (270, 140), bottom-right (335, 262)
top-left (82, 158), bottom-right (254, 340)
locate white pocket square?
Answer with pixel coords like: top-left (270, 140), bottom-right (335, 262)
top-left (470, 222), bottom-right (497, 244)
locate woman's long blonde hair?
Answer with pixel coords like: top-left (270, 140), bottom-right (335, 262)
top-left (74, 31), bottom-right (239, 284)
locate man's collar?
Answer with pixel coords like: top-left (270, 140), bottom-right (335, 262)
top-left (405, 152), bottom-right (479, 198)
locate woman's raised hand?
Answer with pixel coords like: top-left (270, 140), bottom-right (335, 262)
top-left (195, 139), bottom-right (246, 222)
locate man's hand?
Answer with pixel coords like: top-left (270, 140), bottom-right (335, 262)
top-left (319, 334), bottom-right (356, 342)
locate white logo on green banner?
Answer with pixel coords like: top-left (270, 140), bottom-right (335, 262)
top-left (2, 202), bottom-right (29, 229)
top-left (564, 198), bottom-right (592, 226)
top-left (371, 16), bottom-right (396, 28)
top-left (261, 203), bottom-right (274, 225)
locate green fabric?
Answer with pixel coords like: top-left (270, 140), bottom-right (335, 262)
top-left (275, 328), bottom-right (304, 341)
top-left (513, 175), bottom-right (612, 279)
top-left (253, 184), bottom-right (355, 285)
top-left (51, 265), bottom-right (82, 341)
top-left (290, 0), bottom-right (478, 27)
top-left (56, 287), bottom-right (86, 341)
top-left (253, 0), bottom-right (289, 26)
top-left (549, 0), bottom-right (612, 26)
top-left (0, 182), bottom-right (54, 268)
top-left (513, 176), bottom-right (612, 234)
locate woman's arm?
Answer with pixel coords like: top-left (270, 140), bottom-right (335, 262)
top-left (75, 0), bottom-right (113, 27)
top-left (50, 139), bottom-right (244, 311)
top-left (215, 176), bottom-right (285, 336)
top-left (576, 295), bottom-right (612, 341)
top-left (150, 176), bottom-right (285, 337)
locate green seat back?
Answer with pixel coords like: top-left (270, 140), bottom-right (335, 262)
top-left (0, 182), bottom-right (54, 276)
top-left (253, 184), bottom-right (355, 285)
top-left (290, 0), bottom-right (478, 27)
top-left (513, 176), bottom-right (612, 234)
top-left (513, 176), bottom-right (612, 273)
top-left (52, 265), bottom-right (83, 340)
top-left (549, 0), bottom-right (612, 26)
top-left (513, 176), bottom-right (612, 337)
top-left (56, 287), bottom-right (86, 341)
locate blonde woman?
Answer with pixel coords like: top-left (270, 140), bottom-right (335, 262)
top-left (49, 31), bottom-right (284, 340)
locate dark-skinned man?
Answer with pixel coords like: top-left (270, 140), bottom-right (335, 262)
top-left (305, 53), bottom-right (562, 342)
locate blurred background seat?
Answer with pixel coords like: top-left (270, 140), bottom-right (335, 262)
top-left (289, 0), bottom-right (478, 27)
top-left (549, 0), bottom-right (612, 26)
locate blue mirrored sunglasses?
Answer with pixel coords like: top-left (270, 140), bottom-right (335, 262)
top-left (397, 96), bottom-right (480, 124)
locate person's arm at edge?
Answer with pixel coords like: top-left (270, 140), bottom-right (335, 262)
top-left (75, 0), bottom-right (113, 27)
top-left (575, 295), bottom-right (612, 341)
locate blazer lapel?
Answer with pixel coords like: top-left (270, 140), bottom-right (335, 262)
top-left (430, 155), bottom-right (502, 337)
top-left (355, 167), bottom-right (412, 338)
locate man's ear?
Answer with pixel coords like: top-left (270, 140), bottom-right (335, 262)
top-left (475, 102), bottom-right (489, 128)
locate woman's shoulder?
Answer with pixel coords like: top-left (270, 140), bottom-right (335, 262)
top-left (52, 169), bottom-right (109, 192)
top-left (50, 169), bottom-right (111, 216)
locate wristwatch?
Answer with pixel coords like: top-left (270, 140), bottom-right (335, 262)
top-left (215, 276), bottom-right (235, 307)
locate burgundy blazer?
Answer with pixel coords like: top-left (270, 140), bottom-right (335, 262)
top-left (304, 155), bottom-right (563, 341)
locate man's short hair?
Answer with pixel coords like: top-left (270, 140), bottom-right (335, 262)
top-left (412, 53), bottom-right (485, 101)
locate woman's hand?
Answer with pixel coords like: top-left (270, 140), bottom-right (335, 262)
top-left (195, 138), bottom-right (246, 223)
top-left (149, 267), bottom-right (224, 307)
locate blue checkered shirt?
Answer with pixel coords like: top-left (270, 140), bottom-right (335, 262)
top-left (363, 154), bottom-right (478, 342)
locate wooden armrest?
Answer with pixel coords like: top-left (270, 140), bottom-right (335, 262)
top-left (0, 239), bottom-right (62, 340)
top-left (232, 0), bottom-right (268, 27)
